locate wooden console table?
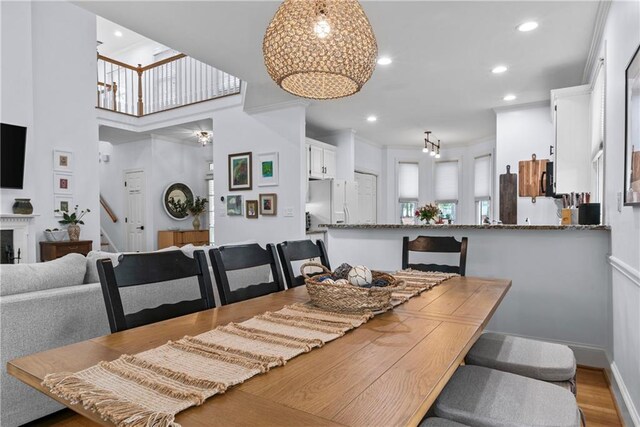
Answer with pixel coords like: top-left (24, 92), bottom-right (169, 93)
top-left (39, 240), bottom-right (92, 262)
top-left (157, 230), bottom-right (209, 249)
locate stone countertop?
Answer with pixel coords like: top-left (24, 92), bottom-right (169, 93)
top-left (319, 224), bottom-right (611, 231)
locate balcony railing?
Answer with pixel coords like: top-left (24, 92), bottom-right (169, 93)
top-left (97, 53), bottom-right (241, 116)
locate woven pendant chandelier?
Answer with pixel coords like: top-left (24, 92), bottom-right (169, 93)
top-left (263, 0), bottom-right (378, 100)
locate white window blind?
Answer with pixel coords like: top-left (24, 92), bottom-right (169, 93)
top-left (474, 155), bottom-right (492, 199)
top-left (398, 162), bottom-right (419, 201)
top-left (435, 160), bottom-right (459, 202)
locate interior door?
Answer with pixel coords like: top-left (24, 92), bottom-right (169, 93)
top-left (355, 172), bottom-right (377, 224)
top-left (124, 170), bottom-right (146, 252)
top-left (323, 148), bottom-right (337, 179)
top-left (309, 145), bottom-right (324, 179)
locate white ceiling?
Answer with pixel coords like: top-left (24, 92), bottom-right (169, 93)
top-left (99, 119), bottom-right (213, 145)
top-left (80, 1), bottom-right (600, 148)
top-left (97, 16), bottom-right (170, 65)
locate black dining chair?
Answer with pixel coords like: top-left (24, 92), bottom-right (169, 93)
top-left (97, 250), bottom-right (215, 333)
top-left (208, 243), bottom-right (285, 305)
top-left (401, 236), bottom-right (468, 276)
top-left (277, 239), bottom-right (331, 289)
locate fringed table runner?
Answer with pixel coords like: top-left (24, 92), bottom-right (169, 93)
top-left (43, 271), bottom-right (457, 427)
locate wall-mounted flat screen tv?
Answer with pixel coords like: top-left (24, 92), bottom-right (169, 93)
top-left (1, 123), bottom-right (27, 189)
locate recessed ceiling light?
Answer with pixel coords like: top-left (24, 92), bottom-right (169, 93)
top-left (377, 57), bottom-right (392, 65)
top-left (517, 21), bottom-right (538, 32)
top-left (492, 65), bottom-right (508, 74)
top-left (366, 115), bottom-right (377, 122)
top-left (503, 94), bottom-right (517, 101)
top-left (114, 30), bottom-right (123, 37)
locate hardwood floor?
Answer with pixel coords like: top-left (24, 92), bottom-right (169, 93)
top-left (576, 366), bottom-right (624, 427)
top-left (26, 366), bottom-right (625, 426)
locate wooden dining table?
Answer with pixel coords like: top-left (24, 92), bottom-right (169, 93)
top-left (7, 275), bottom-right (510, 427)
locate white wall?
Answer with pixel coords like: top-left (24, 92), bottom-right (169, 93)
top-left (99, 136), bottom-right (211, 251)
top-left (1, 1), bottom-right (100, 260)
top-left (599, 0), bottom-right (640, 423)
top-left (495, 104), bottom-right (558, 225)
top-left (212, 104), bottom-right (307, 246)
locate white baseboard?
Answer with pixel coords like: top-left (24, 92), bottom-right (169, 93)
top-left (610, 361), bottom-right (640, 427)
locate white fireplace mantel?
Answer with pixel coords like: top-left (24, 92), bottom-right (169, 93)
top-left (0, 213), bottom-right (40, 263)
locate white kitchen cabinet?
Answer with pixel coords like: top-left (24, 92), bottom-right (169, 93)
top-left (306, 138), bottom-right (337, 180)
top-left (551, 85), bottom-right (592, 194)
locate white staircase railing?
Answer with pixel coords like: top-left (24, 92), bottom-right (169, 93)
top-left (97, 53), bottom-right (241, 116)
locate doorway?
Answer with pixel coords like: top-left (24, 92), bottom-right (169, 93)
top-left (124, 169), bottom-right (146, 252)
top-left (355, 172), bottom-right (377, 224)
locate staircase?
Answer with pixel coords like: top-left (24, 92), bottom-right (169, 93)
top-left (100, 229), bottom-right (117, 253)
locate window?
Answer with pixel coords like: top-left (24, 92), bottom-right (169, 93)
top-left (476, 199), bottom-right (491, 224)
top-left (207, 162), bottom-right (215, 245)
top-left (474, 154), bottom-right (492, 224)
top-left (434, 160), bottom-right (459, 222)
top-left (398, 162), bottom-right (419, 223)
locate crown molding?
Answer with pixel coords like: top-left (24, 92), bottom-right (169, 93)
top-left (582, 1), bottom-right (611, 84)
top-left (243, 99), bottom-right (310, 115)
top-left (492, 100), bottom-right (549, 114)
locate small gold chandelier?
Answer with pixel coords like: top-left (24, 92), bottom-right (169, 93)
top-left (262, 0), bottom-right (378, 100)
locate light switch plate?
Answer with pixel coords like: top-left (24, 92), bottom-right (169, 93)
top-left (617, 192), bottom-right (622, 212)
top-left (283, 207), bottom-right (294, 217)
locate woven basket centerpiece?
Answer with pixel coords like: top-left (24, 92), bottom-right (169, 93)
top-left (302, 262), bottom-right (404, 312)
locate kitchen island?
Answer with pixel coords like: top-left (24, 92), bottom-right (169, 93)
top-left (321, 223), bottom-right (611, 366)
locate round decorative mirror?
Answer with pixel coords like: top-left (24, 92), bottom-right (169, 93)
top-left (162, 183), bottom-right (194, 220)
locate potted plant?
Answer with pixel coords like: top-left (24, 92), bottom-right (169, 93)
top-left (55, 205), bottom-right (90, 241)
top-left (414, 203), bottom-right (441, 224)
top-left (187, 196), bottom-right (208, 230)
top-left (167, 196), bottom-right (208, 230)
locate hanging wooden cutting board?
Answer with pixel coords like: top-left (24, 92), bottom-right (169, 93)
top-left (519, 154), bottom-right (548, 202)
top-left (499, 165), bottom-right (517, 224)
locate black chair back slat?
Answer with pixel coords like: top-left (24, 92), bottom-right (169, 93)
top-left (277, 239), bottom-right (331, 288)
top-left (97, 250), bottom-right (215, 333)
top-left (402, 236), bottom-right (468, 276)
top-left (209, 243), bottom-right (285, 305)
top-left (109, 251), bottom-right (203, 287)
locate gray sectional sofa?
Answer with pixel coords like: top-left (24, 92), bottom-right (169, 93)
top-left (0, 244), bottom-right (267, 426)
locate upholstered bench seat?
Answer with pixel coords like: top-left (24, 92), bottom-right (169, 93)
top-left (465, 332), bottom-right (576, 392)
top-left (434, 365), bottom-right (581, 427)
top-left (419, 417), bottom-right (470, 427)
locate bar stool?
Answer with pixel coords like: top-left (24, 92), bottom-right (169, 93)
top-left (465, 332), bottom-right (577, 394)
top-left (433, 365), bottom-right (581, 427)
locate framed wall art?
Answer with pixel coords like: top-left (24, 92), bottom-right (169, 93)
top-left (624, 43), bottom-right (640, 206)
top-left (53, 150), bottom-right (73, 172)
top-left (257, 152), bottom-right (279, 187)
top-left (228, 152), bottom-right (252, 191)
top-left (246, 200), bottom-right (259, 219)
top-left (54, 196), bottom-right (73, 217)
top-left (259, 193), bottom-right (277, 216)
top-left (227, 195), bottom-right (243, 216)
top-left (53, 173), bottom-right (73, 195)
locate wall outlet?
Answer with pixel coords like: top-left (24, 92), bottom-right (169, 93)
top-left (283, 207), bottom-right (294, 217)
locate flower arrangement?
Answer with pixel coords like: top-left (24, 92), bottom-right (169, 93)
top-left (55, 205), bottom-right (91, 225)
top-left (187, 196), bottom-right (208, 216)
top-left (415, 203), bottom-right (440, 223)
